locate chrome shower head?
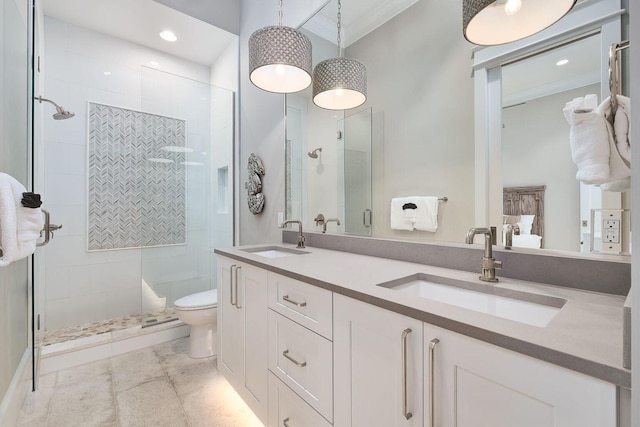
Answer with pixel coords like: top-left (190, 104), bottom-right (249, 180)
top-left (308, 147), bottom-right (322, 158)
top-left (35, 96), bottom-right (75, 120)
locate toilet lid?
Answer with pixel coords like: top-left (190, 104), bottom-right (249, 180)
top-left (174, 289), bottom-right (218, 310)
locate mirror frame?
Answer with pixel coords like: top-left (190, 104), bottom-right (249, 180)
top-left (472, 0), bottom-right (627, 255)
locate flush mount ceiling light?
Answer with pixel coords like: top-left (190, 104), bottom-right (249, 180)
top-left (556, 59), bottom-right (569, 66)
top-left (159, 30), bottom-right (177, 42)
top-left (463, 0), bottom-right (577, 46)
top-left (312, 0), bottom-right (367, 110)
top-left (248, 0), bottom-right (312, 93)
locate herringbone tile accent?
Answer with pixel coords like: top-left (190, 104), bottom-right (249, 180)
top-left (88, 103), bottom-right (186, 251)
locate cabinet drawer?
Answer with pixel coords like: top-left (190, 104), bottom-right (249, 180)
top-left (268, 373), bottom-right (332, 427)
top-left (268, 272), bottom-right (333, 339)
top-left (268, 310), bottom-right (333, 422)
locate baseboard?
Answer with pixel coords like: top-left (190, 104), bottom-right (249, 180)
top-left (40, 321), bottom-right (190, 375)
top-left (0, 349), bottom-right (31, 427)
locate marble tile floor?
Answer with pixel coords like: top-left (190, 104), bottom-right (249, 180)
top-left (17, 338), bottom-right (264, 427)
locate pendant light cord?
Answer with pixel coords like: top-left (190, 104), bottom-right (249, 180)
top-left (279, 0), bottom-right (283, 26)
top-left (336, 0), bottom-right (342, 57)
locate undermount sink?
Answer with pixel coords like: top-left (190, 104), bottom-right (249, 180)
top-left (241, 246), bottom-right (309, 258)
top-left (378, 273), bottom-right (566, 327)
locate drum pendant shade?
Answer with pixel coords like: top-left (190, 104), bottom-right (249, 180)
top-left (463, 0), bottom-right (577, 46)
top-left (313, 57), bottom-right (367, 110)
top-left (249, 25), bottom-right (312, 93)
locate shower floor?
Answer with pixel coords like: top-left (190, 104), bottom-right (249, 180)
top-left (43, 308), bottom-right (176, 347)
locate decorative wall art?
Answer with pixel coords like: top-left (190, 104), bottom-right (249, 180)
top-left (247, 153), bottom-right (265, 214)
top-left (88, 102), bottom-right (187, 250)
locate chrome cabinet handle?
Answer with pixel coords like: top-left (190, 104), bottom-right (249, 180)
top-left (429, 338), bottom-right (440, 427)
top-left (283, 417), bottom-right (291, 427)
top-left (282, 295), bottom-right (307, 307)
top-left (401, 328), bottom-right (413, 420)
top-left (229, 265), bottom-right (236, 306)
top-left (234, 266), bottom-right (242, 309)
top-left (282, 349), bottom-right (307, 367)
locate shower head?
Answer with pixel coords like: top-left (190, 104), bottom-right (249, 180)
top-left (35, 96), bottom-right (75, 120)
top-left (308, 147), bottom-right (322, 158)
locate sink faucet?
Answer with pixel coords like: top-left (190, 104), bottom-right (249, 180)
top-left (465, 227), bottom-right (502, 282)
top-left (322, 218), bottom-right (340, 233)
top-left (282, 220), bottom-right (305, 248)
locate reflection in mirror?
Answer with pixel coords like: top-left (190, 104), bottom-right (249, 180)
top-left (500, 34), bottom-right (631, 254)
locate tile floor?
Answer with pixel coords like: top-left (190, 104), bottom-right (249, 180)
top-left (17, 338), bottom-right (264, 427)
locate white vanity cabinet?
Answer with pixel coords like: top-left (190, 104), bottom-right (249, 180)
top-left (217, 256), bottom-right (269, 423)
top-left (333, 294), bottom-right (424, 427)
top-left (423, 324), bottom-right (617, 427)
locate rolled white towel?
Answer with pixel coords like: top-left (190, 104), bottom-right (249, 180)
top-left (563, 95), bottom-right (610, 184)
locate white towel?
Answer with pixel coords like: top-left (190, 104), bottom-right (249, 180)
top-left (613, 95), bottom-right (631, 164)
top-left (563, 95), bottom-right (611, 184)
top-left (390, 198), bottom-right (415, 231)
top-left (412, 196), bottom-right (439, 232)
top-left (0, 173), bottom-right (44, 267)
top-left (598, 97), bottom-right (631, 191)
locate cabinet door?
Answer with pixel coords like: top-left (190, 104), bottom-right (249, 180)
top-left (334, 294), bottom-right (423, 427)
top-left (218, 257), bottom-right (243, 387)
top-left (241, 263), bottom-right (269, 421)
top-left (424, 324), bottom-right (616, 427)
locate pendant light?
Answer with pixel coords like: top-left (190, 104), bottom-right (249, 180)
top-left (312, 0), bottom-right (367, 110)
top-left (463, 0), bottom-right (577, 46)
top-left (249, 0), bottom-right (312, 93)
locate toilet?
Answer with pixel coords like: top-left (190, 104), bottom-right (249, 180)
top-left (174, 289), bottom-right (218, 358)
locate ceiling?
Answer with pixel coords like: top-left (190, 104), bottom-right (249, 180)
top-left (502, 34), bottom-right (601, 106)
top-left (303, 0), bottom-right (420, 47)
top-left (43, 0), bottom-right (237, 66)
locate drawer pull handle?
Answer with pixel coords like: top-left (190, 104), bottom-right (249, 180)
top-left (282, 350), bottom-right (307, 367)
top-left (401, 328), bottom-right (413, 420)
top-left (429, 338), bottom-right (440, 427)
top-left (282, 295), bottom-right (307, 307)
top-left (283, 417), bottom-right (291, 427)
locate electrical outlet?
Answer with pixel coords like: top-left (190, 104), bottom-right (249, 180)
top-left (600, 211), bottom-right (622, 253)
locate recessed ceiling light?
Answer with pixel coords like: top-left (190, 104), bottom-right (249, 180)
top-left (159, 30), bottom-right (177, 42)
top-left (161, 146), bottom-right (193, 153)
top-left (148, 158), bottom-right (174, 163)
top-left (556, 59), bottom-right (569, 66)
top-left (148, 61), bottom-right (160, 68)
top-left (103, 71), bottom-right (112, 76)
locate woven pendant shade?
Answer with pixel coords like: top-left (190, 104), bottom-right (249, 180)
top-left (463, 0), bottom-right (577, 46)
top-left (249, 26), bottom-right (312, 93)
top-left (312, 57), bottom-right (367, 110)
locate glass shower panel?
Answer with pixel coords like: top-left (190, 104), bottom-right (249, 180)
top-left (338, 108), bottom-right (373, 236)
top-left (140, 67), bottom-right (234, 325)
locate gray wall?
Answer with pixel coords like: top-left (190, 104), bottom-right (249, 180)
top-left (345, 0), bottom-right (476, 243)
top-left (238, 0), bottom-right (327, 245)
top-left (0, 0), bottom-right (30, 411)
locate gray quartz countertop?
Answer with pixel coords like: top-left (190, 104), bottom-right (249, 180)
top-left (215, 244), bottom-right (630, 388)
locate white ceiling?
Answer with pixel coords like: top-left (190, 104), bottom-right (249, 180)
top-left (303, 0), bottom-right (420, 47)
top-left (503, 35), bottom-right (601, 106)
top-left (43, 0), bottom-right (237, 66)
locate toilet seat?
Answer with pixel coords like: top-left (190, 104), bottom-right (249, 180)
top-left (174, 289), bottom-right (217, 311)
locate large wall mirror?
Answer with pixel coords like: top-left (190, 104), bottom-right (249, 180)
top-left (286, 0), bottom-right (630, 258)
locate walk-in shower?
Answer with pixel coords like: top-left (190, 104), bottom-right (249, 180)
top-left (35, 96), bottom-right (75, 120)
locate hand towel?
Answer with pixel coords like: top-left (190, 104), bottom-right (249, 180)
top-left (563, 95), bottom-right (611, 184)
top-left (0, 173), bottom-right (44, 267)
top-left (390, 198), bottom-right (414, 231)
top-left (412, 196), bottom-right (439, 232)
top-left (613, 95), bottom-right (631, 164)
top-left (598, 97), bottom-right (631, 191)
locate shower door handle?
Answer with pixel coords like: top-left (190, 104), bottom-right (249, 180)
top-left (363, 209), bottom-right (372, 228)
top-left (37, 209), bottom-right (63, 247)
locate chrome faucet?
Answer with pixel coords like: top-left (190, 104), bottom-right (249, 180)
top-left (282, 220), bottom-right (305, 248)
top-left (322, 218), bottom-right (340, 233)
top-left (465, 227), bottom-right (502, 282)
top-left (504, 223), bottom-right (520, 250)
